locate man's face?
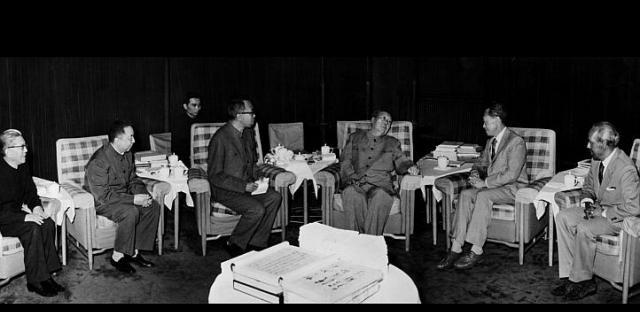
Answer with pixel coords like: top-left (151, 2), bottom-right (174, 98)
top-left (483, 115), bottom-right (502, 137)
top-left (587, 133), bottom-right (607, 160)
top-left (371, 112), bottom-right (392, 136)
top-left (115, 126), bottom-right (135, 153)
top-left (183, 98), bottom-right (201, 118)
top-left (4, 136), bottom-right (27, 165)
top-left (237, 102), bottom-right (256, 128)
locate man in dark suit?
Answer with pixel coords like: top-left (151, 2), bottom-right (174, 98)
top-left (206, 99), bottom-right (282, 256)
top-left (171, 92), bottom-right (203, 166)
top-left (85, 120), bottom-right (160, 274)
top-left (437, 102), bottom-right (528, 270)
top-left (551, 122), bottom-right (640, 300)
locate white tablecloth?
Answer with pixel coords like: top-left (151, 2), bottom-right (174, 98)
top-left (533, 169), bottom-right (584, 219)
top-left (33, 177), bottom-right (75, 226)
top-left (278, 159), bottom-right (337, 197)
top-left (417, 159), bottom-right (474, 201)
top-left (136, 161), bottom-right (194, 209)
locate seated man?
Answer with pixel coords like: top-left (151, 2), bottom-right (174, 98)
top-left (437, 102), bottom-right (527, 270)
top-left (0, 129), bottom-right (64, 297)
top-left (171, 92), bottom-right (203, 166)
top-left (85, 120), bottom-right (160, 274)
top-left (207, 99), bottom-right (282, 257)
top-left (340, 110), bottom-right (419, 235)
top-left (551, 122), bottom-right (640, 300)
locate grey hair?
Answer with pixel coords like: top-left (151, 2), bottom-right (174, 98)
top-left (0, 129), bottom-right (23, 156)
top-left (589, 121), bottom-right (620, 148)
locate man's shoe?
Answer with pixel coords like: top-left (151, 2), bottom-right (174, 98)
top-left (453, 251), bottom-right (483, 270)
top-left (27, 282), bottom-right (57, 297)
top-left (550, 278), bottom-right (571, 296)
top-left (436, 251), bottom-right (463, 270)
top-left (224, 242), bottom-right (245, 258)
top-left (564, 279), bottom-right (597, 300)
top-left (45, 277), bottom-right (65, 292)
top-left (128, 254), bottom-right (155, 268)
top-left (247, 244), bottom-right (266, 252)
top-left (110, 257), bottom-right (136, 274)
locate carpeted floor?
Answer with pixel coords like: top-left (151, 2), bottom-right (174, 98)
top-left (1, 196), bottom-right (638, 304)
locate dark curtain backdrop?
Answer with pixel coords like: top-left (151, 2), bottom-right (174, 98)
top-left (1, 57), bottom-right (639, 181)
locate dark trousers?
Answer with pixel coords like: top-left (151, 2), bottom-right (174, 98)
top-left (342, 185), bottom-right (394, 235)
top-left (0, 218), bottom-right (61, 284)
top-left (96, 201), bottom-right (160, 256)
top-left (216, 188), bottom-right (282, 249)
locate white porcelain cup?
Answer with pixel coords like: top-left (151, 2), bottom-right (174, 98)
top-left (564, 174), bottom-right (577, 187)
top-left (576, 176), bottom-right (585, 186)
top-left (437, 156), bottom-right (449, 169)
top-left (321, 145), bottom-right (330, 155)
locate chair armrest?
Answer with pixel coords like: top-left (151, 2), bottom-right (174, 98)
top-left (400, 174), bottom-right (422, 191)
top-left (139, 178), bottom-right (171, 199)
top-left (60, 183), bottom-right (94, 209)
top-left (256, 164), bottom-right (296, 188)
top-left (314, 163), bottom-right (341, 190)
top-left (554, 189), bottom-right (582, 211)
top-left (515, 177), bottom-right (553, 204)
top-left (187, 167), bottom-right (210, 194)
top-left (434, 172), bottom-right (472, 196)
top-left (623, 217), bottom-right (640, 238)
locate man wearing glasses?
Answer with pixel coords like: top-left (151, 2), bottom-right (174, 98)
top-left (207, 99), bottom-right (282, 257)
top-left (340, 110), bottom-right (419, 235)
top-left (0, 129), bottom-right (65, 296)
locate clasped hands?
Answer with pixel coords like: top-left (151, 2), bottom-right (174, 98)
top-left (134, 194), bottom-right (153, 207)
top-left (468, 171), bottom-right (486, 189)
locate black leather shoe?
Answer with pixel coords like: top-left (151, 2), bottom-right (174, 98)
top-left (46, 277), bottom-right (65, 292)
top-left (224, 242), bottom-right (245, 258)
top-left (128, 254), bottom-right (155, 268)
top-left (453, 251), bottom-right (483, 270)
top-left (27, 282), bottom-right (57, 297)
top-left (564, 279), bottom-right (597, 300)
top-left (550, 278), bottom-right (571, 296)
top-left (247, 244), bottom-right (266, 252)
top-left (110, 257), bottom-right (136, 274)
top-left (436, 251), bottom-right (463, 270)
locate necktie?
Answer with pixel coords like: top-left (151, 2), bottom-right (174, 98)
top-left (598, 162), bottom-right (604, 184)
top-left (491, 138), bottom-right (497, 160)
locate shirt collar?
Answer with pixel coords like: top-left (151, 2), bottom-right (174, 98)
top-left (493, 127), bottom-right (507, 147)
top-left (602, 147), bottom-right (617, 169)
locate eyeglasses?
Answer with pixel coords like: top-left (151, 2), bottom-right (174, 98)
top-left (6, 144), bottom-right (27, 150)
top-left (238, 111), bottom-right (256, 116)
top-left (376, 118), bottom-right (392, 124)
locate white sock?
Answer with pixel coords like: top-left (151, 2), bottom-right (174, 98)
top-left (112, 251), bottom-right (124, 262)
top-left (471, 245), bottom-right (483, 255)
top-left (133, 249), bottom-right (139, 257)
top-left (451, 241), bottom-right (463, 253)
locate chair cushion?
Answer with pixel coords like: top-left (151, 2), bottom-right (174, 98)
top-left (60, 183), bottom-right (94, 208)
top-left (1, 237), bottom-right (23, 255)
top-left (491, 204), bottom-right (515, 221)
top-left (211, 201), bottom-right (239, 217)
top-left (596, 234), bottom-right (621, 256)
top-left (333, 194), bottom-right (400, 215)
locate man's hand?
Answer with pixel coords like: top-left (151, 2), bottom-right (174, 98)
top-left (407, 165), bottom-right (420, 176)
top-left (134, 194), bottom-right (152, 207)
top-left (24, 213), bottom-right (44, 225)
top-left (32, 206), bottom-right (48, 218)
top-left (469, 176), bottom-right (485, 189)
top-left (245, 183), bottom-right (258, 192)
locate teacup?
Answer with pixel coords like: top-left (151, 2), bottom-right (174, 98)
top-left (564, 173), bottom-right (578, 187)
top-left (576, 176), bottom-right (585, 186)
top-left (437, 156), bottom-right (449, 169)
top-left (158, 167), bottom-right (170, 178)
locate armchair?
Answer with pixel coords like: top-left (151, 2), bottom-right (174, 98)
top-left (0, 197), bottom-right (61, 287)
top-left (56, 135), bottom-right (170, 270)
top-left (315, 120), bottom-right (418, 252)
top-left (434, 128), bottom-right (556, 264)
top-left (187, 122), bottom-right (296, 256)
top-left (149, 132), bottom-right (171, 155)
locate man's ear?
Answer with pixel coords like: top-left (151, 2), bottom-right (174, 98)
top-left (183, 103), bottom-right (188, 110)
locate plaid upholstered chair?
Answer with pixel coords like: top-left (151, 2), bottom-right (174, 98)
top-left (56, 135), bottom-right (170, 270)
top-left (187, 122), bottom-right (296, 256)
top-left (0, 197), bottom-right (61, 287)
top-left (149, 132), bottom-right (171, 155)
top-left (434, 127), bottom-right (556, 264)
top-left (315, 120), bottom-right (418, 252)
top-left (553, 138), bottom-right (640, 303)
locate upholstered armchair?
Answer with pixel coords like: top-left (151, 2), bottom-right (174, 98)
top-left (434, 128), bottom-right (556, 264)
top-left (0, 197), bottom-right (61, 287)
top-left (187, 122), bottom-right (296, 256)
top-left (149, 132), bottom-right (171, 155)
top-left (56, 135), bottom-right (170, 270)
top-left (315, 120), bottom-right (418, 252)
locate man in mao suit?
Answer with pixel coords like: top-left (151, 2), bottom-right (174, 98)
top-left (207, 99), bottom-right (282, 257)
top-left (437, 102), bottom-right (528, 270)
top-left (551, 122), bottom-right (640, 300)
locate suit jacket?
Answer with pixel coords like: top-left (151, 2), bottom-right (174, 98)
top-left (85, 144), bottom-right (149, 209)
top-left (473, 127), bottom-right (528, 189)
top-left (580, 149), bottom-right (640, 222)
top-left (207, 122), bottom-right (260, 201)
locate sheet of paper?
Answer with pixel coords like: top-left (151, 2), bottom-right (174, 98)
top-left (251, 177), bottom-right (269, 195)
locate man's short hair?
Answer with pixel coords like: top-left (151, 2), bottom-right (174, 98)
top-left (589, 121), bottom-right (620, 148)
top-left (371, 110), bottom-right (391, 120)
top-left (183, 92), bottom-right (202, 105)
top-left (108, 120), bottom-right (134, 143)
top-left (227, 99), bottom-right (252, 119)
top-left (484, 101), bottom-right (507, 124)
top-left (0, 129), bottom-right (22, 157)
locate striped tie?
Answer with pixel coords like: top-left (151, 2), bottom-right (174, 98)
top-left (491, 138), bottom-right (497, 160)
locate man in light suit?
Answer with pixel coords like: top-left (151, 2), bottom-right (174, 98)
top-left (207, 99), bottom-right (282, 257)
top-left (551, 122), bottom-right (640, 300)
top-left (437, 102), bottom-right (528, 270)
